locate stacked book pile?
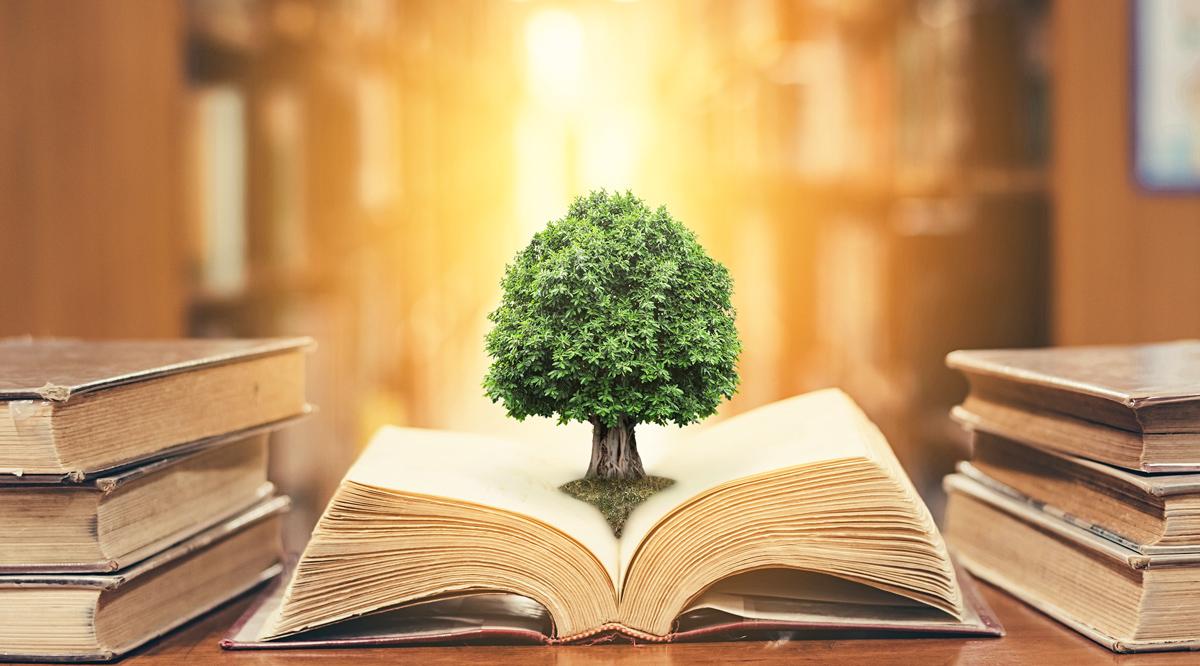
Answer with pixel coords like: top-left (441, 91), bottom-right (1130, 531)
top-left (941, 340), bottom-right (1200, 653)
top-left (0, 338), bottom-right (310, 661)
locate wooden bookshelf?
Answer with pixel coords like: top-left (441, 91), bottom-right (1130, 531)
top-left (0, 1), bottom-right (187, 339)
top-left (178, 0), bottom-right (1054, 528)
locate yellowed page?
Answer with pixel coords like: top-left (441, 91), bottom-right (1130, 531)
top-left (347, 389), bottom-right (881, 597)
top-left (345, 426), bottom-right (620, 585)
top-left (689, 569), bottom-right (925, 608)
top-left (617, 389), bottom-right (876, 584)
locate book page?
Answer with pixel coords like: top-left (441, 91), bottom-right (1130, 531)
top-left (343, 389), bottom-right (883, 597)
top-left (690, 568), bottom-right (924, 607)
top-left (617, 389), bottom-right (877, 585)
top-left (680, 569), bottom-right (966, 628)
top-left (345, 426), bottom-right (620, 585)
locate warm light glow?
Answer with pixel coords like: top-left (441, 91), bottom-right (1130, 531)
top-left (515, 6), bottom-right (646, 243)
top-left (524, 9), bottom-right (585, 107)
top-left (515, 109), bottom-right (570, 240)
top-left (579, 110), bottom-right (639, 190)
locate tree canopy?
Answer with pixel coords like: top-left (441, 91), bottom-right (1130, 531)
top-left (484, 190), bottom-right (741, 430)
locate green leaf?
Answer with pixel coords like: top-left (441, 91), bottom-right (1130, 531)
top-left (484, 190), bottom-right (742, 429)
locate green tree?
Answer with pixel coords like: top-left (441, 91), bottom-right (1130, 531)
top-left (484, 190), bottom-right (741, 480)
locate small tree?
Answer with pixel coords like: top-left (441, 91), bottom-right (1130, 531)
top-left (484, 191), bottom-right (741, 480)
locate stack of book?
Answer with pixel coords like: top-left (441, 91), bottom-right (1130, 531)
top-left (941, 340), bottom-right (1200, 653)
top-left (0, 337), bottom-right (311, 661)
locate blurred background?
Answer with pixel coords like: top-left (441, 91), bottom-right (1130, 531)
top-left (2, 0), bottom-right (1199, 546)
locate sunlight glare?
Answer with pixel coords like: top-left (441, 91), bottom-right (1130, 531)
top-left (525, 9), bottom-right (585, 107)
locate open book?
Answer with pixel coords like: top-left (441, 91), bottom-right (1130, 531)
top-left (235, 390), bottom-right (998, 645)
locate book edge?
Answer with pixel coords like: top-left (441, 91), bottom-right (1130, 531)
top-left (0, 337), bottom-right (314, 403)
top-left (946, 343), bottom-right (1200, 408)
top-left (944, 473), bottom-right (1200, 568)
top-left (955, 551), bottom-right (1200, 653)
top-left (968, 430), bottom-right (1200, 495)
top-left (0, 408), bottom-right (312, 486)
top-left (0, 564), bottom-right (283, 663)
top-left (950, 405), bottom-right (1178, 474)
top-left (0, 482), bottom-right (277, 574)
top-left (0, 495), bottom-right (290, 587)
top-left (221, 557), bottom-right (1000, 649)
top-left (956, 463), bottom-right (1200, 557)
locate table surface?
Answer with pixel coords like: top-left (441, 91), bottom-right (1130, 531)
top-left (26, 582), bottom-right (1200, 665)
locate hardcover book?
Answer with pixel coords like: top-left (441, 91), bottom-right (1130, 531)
top-left (0, 337), bottom-right (312, 479)
top-left (0, 429), bottom-right (282, 572)
top-left (962, 430), bottom-right (1200, 554)
top-left (0, 495), bottom-right (288, 662)
top-left (945, 473), bottom-right (1200, 653)
top-left (947, 341), bottom-right (1200, 472)
top-left (226, 389), bottom-right (1000, 648)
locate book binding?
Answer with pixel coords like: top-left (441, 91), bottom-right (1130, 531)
top-left (220, 560), bottom-right (1002, 650)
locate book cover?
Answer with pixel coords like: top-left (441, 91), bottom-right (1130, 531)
top-left (0, 338), bottom-right (312, 478)
top-left (947, 340), bottom-right (1200, 434)
top-left (0, 337), bottom-right (311, 402)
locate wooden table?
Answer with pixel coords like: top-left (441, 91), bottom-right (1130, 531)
top-left (40, 582), bottom-right (1200, 664)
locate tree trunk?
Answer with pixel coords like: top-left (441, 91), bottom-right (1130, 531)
top-left (586, 416), bottom-right (645, 480)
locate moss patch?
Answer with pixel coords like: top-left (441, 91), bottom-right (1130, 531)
top-left (559, 476), bottom-right (675, 537)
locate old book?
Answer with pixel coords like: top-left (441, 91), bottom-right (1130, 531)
top-left (945, 473), bottom-right (1200, 653)
top-left (962, 430), bottom-right (1200, 554)
top-left (0, 430), bottom-right (280, 572)
top-left (242, 390), bottom-right (998, 646)
top-left (223, 561), bottom-right (998, 648)
top-left (0, 337), bottom-right (311, 478)
top-left (0, 495), bottom-right (287, 662)
top-left (947, 341), bottom-right (1200, 472)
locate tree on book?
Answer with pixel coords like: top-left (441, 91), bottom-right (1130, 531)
top-left (484, 190), bottom-right (741, 481)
